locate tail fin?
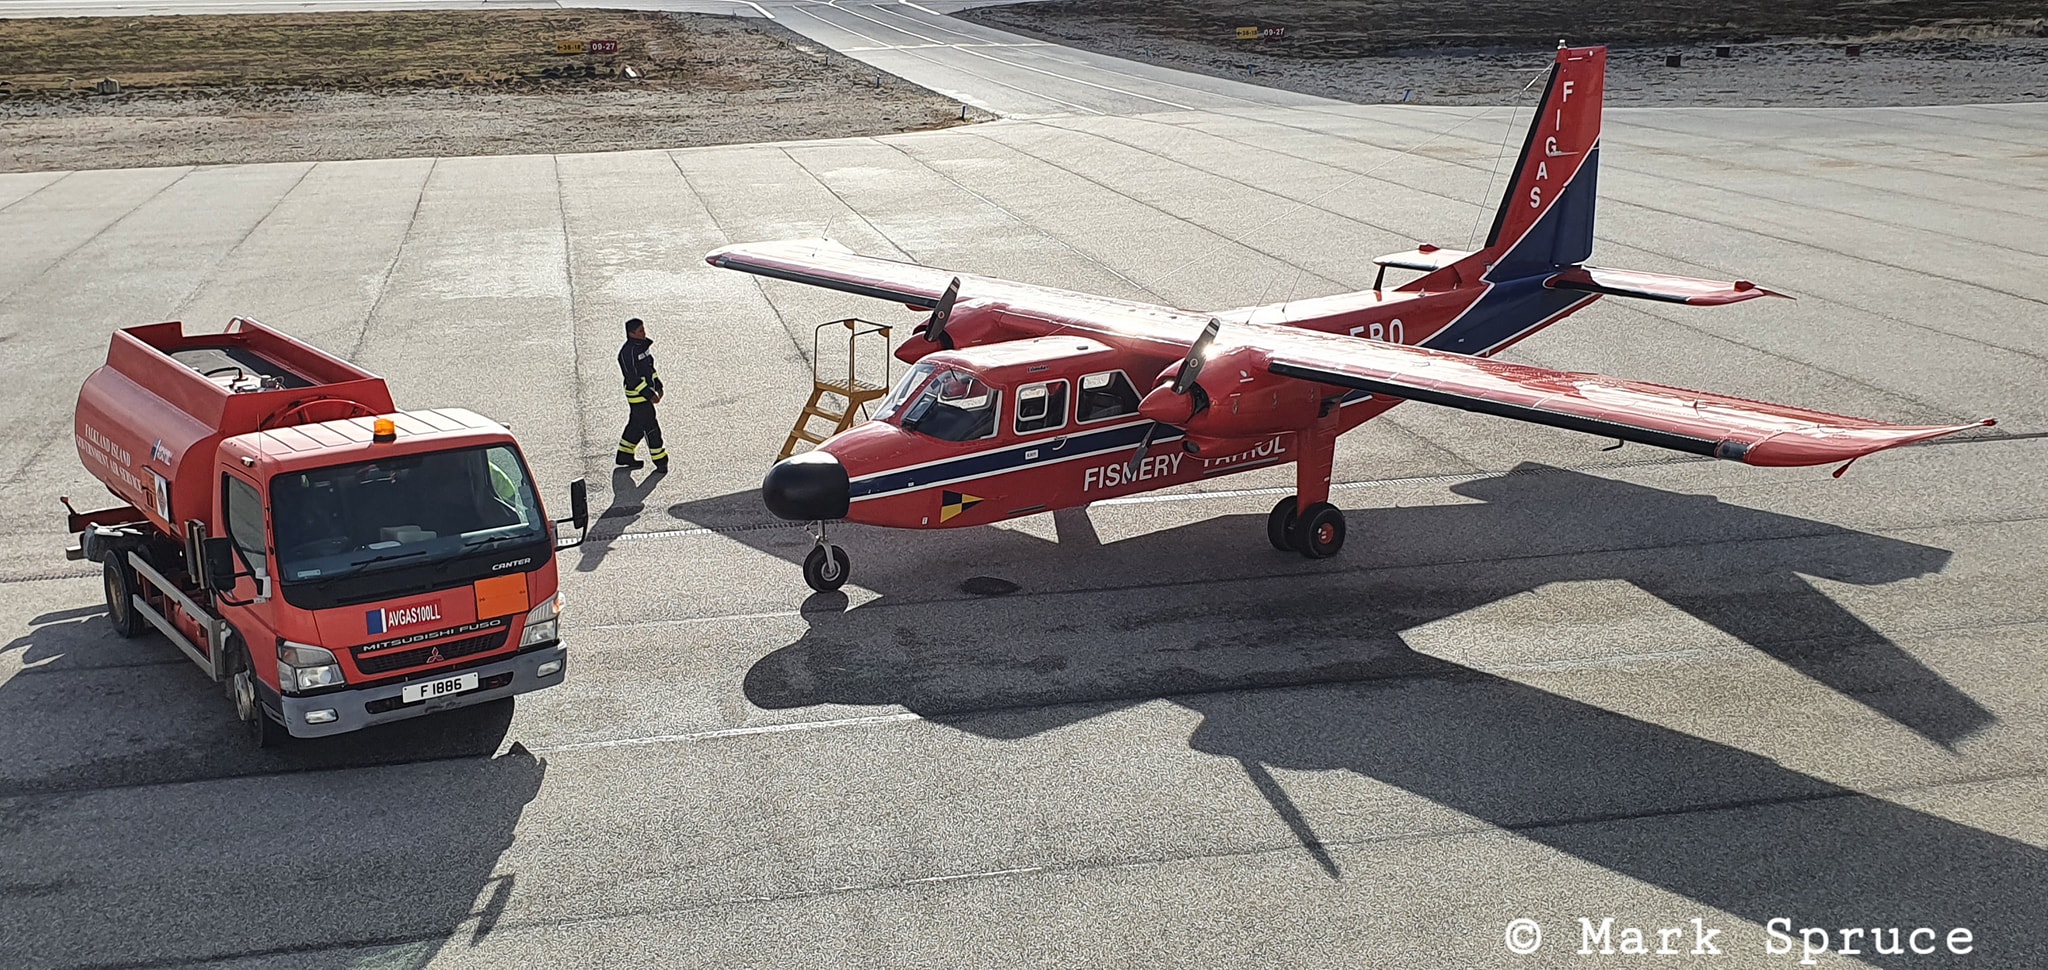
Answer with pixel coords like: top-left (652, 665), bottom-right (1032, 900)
top-left (1476, 45), bottom-right (1605, 279)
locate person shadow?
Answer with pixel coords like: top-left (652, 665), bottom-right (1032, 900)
top-left (1, 603), bottom-right (546, 969)
top-left (574, 465), bottom-right (669, 573)
top-left (731, 463), bottom-right (2035, 965)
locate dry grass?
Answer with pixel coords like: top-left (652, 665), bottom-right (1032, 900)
top-left (0, 10), bottom-right (784, 96)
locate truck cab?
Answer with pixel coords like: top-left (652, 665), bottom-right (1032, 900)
top-left (213, 410), bottom-right (570, 738)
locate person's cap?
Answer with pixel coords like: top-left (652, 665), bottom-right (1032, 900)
top-left (626, 317), bottom-right (645, 334)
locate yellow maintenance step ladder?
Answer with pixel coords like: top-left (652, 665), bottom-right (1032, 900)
top-left (779, 318), bottom-right (894, 460)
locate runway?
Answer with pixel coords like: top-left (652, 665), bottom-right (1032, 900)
top-left (1, 16), bottom-right (2045, 969)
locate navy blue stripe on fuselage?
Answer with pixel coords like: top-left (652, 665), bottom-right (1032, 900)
top-left (848, 420), bottom-right (1176, 500)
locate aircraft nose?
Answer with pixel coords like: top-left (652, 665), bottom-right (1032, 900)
top-left (761, 450), bottom-right (850, 521)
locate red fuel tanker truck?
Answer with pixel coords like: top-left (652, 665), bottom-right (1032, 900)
top-left (63, 317), bottom-right (587, 745)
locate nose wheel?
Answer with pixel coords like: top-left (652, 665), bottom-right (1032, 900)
top-left (1268, 496), bottom-right (1345, 559)
top-left (802, 523), bottom-right (851, 592)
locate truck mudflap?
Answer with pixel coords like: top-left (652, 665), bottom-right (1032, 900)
top-left (274, 644), bottom-right (566, 738)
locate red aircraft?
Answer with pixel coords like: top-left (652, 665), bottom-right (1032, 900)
top-left (708, 45), bottom-right (1992, 592)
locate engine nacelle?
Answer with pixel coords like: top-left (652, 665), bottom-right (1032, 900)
top-left (1144, 346), bottom-right (1325, 439)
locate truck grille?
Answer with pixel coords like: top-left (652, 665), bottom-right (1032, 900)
top-left (353, 631), bottom-right (508, 674)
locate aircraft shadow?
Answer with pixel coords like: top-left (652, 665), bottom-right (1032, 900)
top-left (703, 463), bottom-right (1991, 748)
top-left (706, 463), bottom-right (2033, 965)
top-left (0, 609), bottom-right (543, 969)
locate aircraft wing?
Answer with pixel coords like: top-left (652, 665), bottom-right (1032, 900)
top-left (706, 239), bottom-right (969, 308)
top-left (1254, 327), bottom-right (1991, 468)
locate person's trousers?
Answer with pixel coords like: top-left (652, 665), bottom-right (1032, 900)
top-left (618, 402), bottom-right (666, 464)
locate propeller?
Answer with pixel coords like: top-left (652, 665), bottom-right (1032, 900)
top-left (1128, 317), bottom-right (1222, 474)
top-left (923, 277), bottom-right (963, 349)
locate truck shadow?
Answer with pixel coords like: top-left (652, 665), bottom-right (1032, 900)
top-left (0, 607), bottom-right (544, 969)
top-left (719, 462), bottom-right (2038, 965)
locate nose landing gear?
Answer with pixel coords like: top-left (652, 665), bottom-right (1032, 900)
top-left (802, 523), bottom-right (851, 592)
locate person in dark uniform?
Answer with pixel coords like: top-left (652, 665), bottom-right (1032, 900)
top-left (616, 317), bottom-right (667, 472)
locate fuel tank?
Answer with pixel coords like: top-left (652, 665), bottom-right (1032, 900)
top-left (74, 318), bottom-right (395, 534)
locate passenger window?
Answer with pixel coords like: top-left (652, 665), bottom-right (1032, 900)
top-left (1076, 370), bottom-right (1141, 423)
top-left (1015, 380), bottom-right (1069, 435)
top-left (222, 475), bottom-right (268, 576)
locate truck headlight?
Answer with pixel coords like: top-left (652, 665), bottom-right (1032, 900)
top-left (278, 640), bottom-right (345, 693)
top-left (519, 591), bottom-right (564, 647)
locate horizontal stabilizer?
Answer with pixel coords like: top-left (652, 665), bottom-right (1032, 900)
top-left (1547, 266), bottom-right (1789, 305)
top-left (1372, 246), bottom-right (1473, 273)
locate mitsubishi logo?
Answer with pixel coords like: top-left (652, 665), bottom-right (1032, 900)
top-left (427, 647), bottom-right (444, 664)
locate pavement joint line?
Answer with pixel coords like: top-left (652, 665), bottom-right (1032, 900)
top-left (0, 165), bottom-right (191, 324)
top-left (883, 138), bottom-right (1163, 300)
top-left (167, 162), bottom-right (315, 320)
top-left (347, 157), bottom-right (436, 362)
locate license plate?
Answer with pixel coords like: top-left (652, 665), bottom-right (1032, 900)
top-left (402, 672), bottom-right (478, 704)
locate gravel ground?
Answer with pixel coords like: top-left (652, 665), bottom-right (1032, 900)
top-left (959, 1), bottom-right (2048, 107)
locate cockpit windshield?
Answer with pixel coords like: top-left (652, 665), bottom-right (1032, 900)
top-left (875, 361), bottom-right (938, 422)
top-left (898, 365), bottom-right (1001, 442)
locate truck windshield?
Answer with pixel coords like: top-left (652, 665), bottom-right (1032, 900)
top-left (271, 445), bottom-right (545, 583)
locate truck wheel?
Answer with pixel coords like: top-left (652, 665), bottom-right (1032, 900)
top-left (226, 636), bottom-right (283, 749)
top-left (803, 544), bottom-right (850, 593)
top-left (103, 559), bottom-right (145, 639)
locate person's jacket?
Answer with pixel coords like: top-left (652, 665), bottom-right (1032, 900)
top-left (618, 337), bottom-right (662, 404)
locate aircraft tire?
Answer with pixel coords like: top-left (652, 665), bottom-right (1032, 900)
top-left (1293, 503), bottom-right (1346, 559)
top-left (1266, 497), bottom-right (1299, 551)
top-left (804, 544), bottom-right (851, 593)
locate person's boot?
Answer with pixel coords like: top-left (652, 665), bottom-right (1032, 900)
top-left (615, 455), bottom-right (644, 471)
top-left (652, 458), bottom-right (669, 473)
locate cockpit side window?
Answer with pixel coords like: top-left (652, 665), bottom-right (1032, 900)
top-left (904, 368), bottom-right (1001, 442)
top-left (1015, 380), bottom-right (1069, 435)
top-left (1076, 370), bottom-right (1141, 423)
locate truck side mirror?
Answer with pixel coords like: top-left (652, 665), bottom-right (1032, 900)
top-left (554, 478), bottom-right (589, 550)
top-left (200, 537), bottom-right (239, 592)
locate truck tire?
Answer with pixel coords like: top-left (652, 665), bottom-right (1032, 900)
top-left (103, 559), bottom-right (145, 639)
top-left (225, 635), bottom-right (284, 749)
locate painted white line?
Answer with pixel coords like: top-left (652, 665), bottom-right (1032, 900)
top-left (534, 710), bottom-right (926, 753)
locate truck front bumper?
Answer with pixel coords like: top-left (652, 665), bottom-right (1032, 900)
top-left (277, 644), bottom-right (566, 738)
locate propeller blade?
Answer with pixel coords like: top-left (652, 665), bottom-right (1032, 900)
top-left (1172, 317), bottom-right (1222, 396)
top-left (1126, 422), bottom-right (1159, 476)
top-left (924, 277), bottom-right (963, 345)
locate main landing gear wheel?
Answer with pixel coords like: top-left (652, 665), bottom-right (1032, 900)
top-left (103, 559), bottom-right (144, 639)
top-left (803, 544), bottom-right (851, 593)
top-left (1266, 496), bottom-right (1299, 552)
top-left (1292, 502), bottom-right (1346, 559)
